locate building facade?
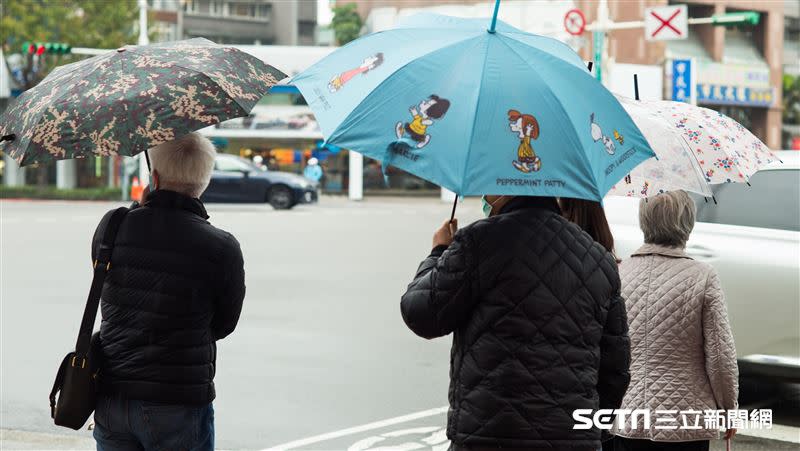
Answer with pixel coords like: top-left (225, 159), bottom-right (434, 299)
top-left (149, 0), bottom-right (317, 45)
top-left (577, 0), bottom-right (784, 150)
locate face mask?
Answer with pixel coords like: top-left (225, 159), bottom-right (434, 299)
top-left (481, 196), bottom-right (493, 217)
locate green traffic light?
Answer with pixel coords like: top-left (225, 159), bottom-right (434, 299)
top-left (712, 11), bottom-right (760, 27)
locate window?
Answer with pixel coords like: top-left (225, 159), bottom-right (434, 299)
top-left (215, 156), bottom-right (257, 172)
top-left (230, 3), bottom-right (255, 17)
top-left (256, 4), bottom-right (270, 19)
top-left (210, 0), bottom-right (223, 15)
top-left (183, 0), bottom-right (199, 13)
top-left (299, 21), bottom-right (315, 38)
top-left (693, 169), bottom-right (800, 231)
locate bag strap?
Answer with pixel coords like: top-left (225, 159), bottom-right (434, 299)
top-left (74, 207), bottom-right (129, 359)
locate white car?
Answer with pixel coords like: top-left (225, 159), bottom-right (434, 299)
top-left (605, 151), bottom-right (800, 383)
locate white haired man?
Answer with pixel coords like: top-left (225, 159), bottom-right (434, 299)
top-left (91, 133), bottom-right (245, 451)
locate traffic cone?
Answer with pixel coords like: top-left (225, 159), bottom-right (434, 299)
top-left (130, 176), bottom-right (143, 202)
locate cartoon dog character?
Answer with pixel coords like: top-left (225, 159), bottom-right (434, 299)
top-left (395, 95), bottom-right (451, 149)
top-left (590, 113), bottom-right (616, 155)
top-left (508, 109), bottom-right (541, 173)
top-left (328, 53), bottom-right (384, 93)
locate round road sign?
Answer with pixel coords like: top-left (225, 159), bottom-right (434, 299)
top-left (564, 8), bottom-right (587, 36)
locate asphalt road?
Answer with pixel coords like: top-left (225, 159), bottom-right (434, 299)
top-left (1, 197), bottom-right (797, 450)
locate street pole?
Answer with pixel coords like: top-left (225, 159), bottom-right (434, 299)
top-left (137, 0), bottom-right (151, 188)
top-left (594, 0), bottom-right (610, 84)
top-left (348, 151), bottom-right (363, 201)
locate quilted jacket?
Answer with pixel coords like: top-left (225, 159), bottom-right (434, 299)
top-left (613, 244), bottom-right (738, 441)
top-left (401, 197), bottom-right (631, 450)
top-left (93, 190), bottom-right (245, 405)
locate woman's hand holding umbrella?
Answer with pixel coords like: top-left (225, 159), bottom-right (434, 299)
top-left (432, 219), bottom-right (458, 249)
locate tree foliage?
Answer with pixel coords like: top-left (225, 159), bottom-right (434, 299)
top-left (1, 0), bottom-right (139, 88)
top-left (330, 2), bottom-right (362, 46)
top-left (783, 74), bottom-right (800, 126)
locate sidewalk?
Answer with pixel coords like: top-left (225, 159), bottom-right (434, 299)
top-left (0, 429), bottom-right (93, 450)
top-left (2, 426), bottom-right (798, 451)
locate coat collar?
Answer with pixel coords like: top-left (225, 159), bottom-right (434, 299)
top-left (631, 243), bottom-right (692, 260)
top-left (143, 190), bottom-right (209, 219)
top-left (499, 196), bottom-right (561, 216)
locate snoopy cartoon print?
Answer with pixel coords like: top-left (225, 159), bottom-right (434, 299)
top-left (328, 53), bottom-right (384, 93)
top-left (590, 113), bottom-right (616, 155)
top-left (395, 95), bottom-right (451, 149)
top-left (508, 109), bottom-right (542, 173)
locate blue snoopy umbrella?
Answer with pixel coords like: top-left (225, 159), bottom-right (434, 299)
top-left (292, 3), bottom-right (655, 206)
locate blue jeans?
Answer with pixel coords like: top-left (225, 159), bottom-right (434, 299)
top-left (93, 394), bottom-right (214, 451)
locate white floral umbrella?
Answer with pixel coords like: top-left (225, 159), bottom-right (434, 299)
top-left (609, 96), bottom-right (778, 198)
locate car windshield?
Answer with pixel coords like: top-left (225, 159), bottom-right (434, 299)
top-left (692, 169), bottom-right (800, 232)
top-left (215, 156), bottom-right (265, 172)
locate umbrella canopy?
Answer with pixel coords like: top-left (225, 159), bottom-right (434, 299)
top-left (0, 38), bottom-right (286, 166)
top-left (292, 13), bottom-right (656, 202)
top-left (608, 97), bottom-right (777, 198)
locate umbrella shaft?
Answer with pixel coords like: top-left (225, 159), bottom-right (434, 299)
top-left (489, 0), bottom-right (501, 33)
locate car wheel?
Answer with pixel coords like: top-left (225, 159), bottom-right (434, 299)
top-left (268, 185), bottom-right (295, 210)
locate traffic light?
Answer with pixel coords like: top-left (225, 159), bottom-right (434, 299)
top-left (22, 42), bottom-right (72, 55)
top-left (712, 11), bottom-right (760, 27)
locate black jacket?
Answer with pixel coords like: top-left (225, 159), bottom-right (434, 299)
top-left (92, 190), bottom-right (245, 405)
top-left (401, 197), bottom-right (630, 450)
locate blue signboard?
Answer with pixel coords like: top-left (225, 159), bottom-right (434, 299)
top-left (671, 59), bottom-right (692, 103)
top-left (696, 84), bottom-right (774, 107)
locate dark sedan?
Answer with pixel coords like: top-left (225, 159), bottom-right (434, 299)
top-left (201, 154), bottom-right (319, 209)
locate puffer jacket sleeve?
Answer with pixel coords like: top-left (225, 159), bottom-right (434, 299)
top-left (212, 234), bottom-right (246, 340)
top-left (597, 292), bottom-right (631, 410)
top-left (702, 269), bottom-right (739, 410)
top-left (400, 229), bottom-right (477, 339)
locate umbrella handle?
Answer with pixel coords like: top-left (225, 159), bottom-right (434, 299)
top-left (144, 149), bottom-right (152, 172)
top-left (449, 195), bottom-right (458, 222)
top-left (0, 134), bottom-right (15, 143)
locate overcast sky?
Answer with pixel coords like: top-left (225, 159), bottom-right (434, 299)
top-left (317, 0), bottom-right (333, 26)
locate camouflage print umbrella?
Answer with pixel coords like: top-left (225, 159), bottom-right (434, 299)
top-left (0, 38), bottom-right (286, 166)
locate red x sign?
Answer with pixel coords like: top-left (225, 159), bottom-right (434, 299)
top-left (645, 4), bottom-right (688, 41)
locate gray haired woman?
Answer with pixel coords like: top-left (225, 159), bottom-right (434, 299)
top-left (610, 191), bottom-right (738, 451)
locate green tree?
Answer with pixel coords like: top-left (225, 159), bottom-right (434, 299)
top-left (1, 0), bottom-right (139, 88)
top-left (783, 74), bottom-right (800, 125)
top-left (330, 2), bottom-right (362, 46)
top-left (782, 74), bottom-right (800, 148)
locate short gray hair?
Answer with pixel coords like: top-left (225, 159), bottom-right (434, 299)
top-left (149, 132), bottom-right (216, 198)
top-left (639, 191), bottom-right (696, 248)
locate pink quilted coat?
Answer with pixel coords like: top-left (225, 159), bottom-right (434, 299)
top-left (613, 243), bottom-right (739, 441)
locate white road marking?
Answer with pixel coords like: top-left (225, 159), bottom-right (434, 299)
top-left (383, 427), bottom-right (440, 438)
top-left (261, 406), bottom-right (448, 451)
top-left (349, 427), bottom-right (443, 451)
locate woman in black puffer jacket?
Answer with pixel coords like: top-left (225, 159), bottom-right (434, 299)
top-left (401, 195), bottom-right (631, 451)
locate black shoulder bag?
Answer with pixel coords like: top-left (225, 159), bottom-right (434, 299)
top-left (49, 207), bottom-right (128, 430)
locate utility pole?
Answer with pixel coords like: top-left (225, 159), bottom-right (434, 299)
top-left (137, 0), bottom-right (151, 189)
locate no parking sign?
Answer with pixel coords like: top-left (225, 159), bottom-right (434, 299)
top-left (563, 9), bottom-right (586, 36)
